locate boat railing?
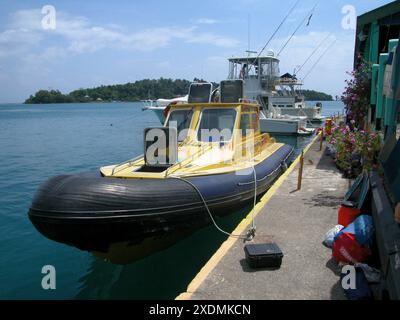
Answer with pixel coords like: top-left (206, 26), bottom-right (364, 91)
top-left (111, 154), bottom-right (144, 176)
top-left (141, 99), bottom-right (156, 111)
top-left (296, 107), bottom-right (314, 127)
top-left (165, 143), bottom-right (213, 177)
top-left (239, 98), bottom-right (258, 104)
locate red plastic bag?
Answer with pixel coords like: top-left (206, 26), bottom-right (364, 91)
top-left (333, 232), bottom-right (371, 264)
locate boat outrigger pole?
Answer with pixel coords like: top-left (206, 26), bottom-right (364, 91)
top-left (247, 0), bottom-right (300, 74)
top-left (301, 39), bottom-right (337, 81)
top-left (277, 2), bottom-right (319, 56)
top-left (295, 33), bottom-right (332, 76)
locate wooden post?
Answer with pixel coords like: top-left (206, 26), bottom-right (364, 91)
top-left (319, 130), bottom-right (324, 151)
top-left (297, 150), bottom-right (304, 191)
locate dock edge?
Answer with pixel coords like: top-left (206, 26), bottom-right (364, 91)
top-left (176, 132), bottom-right (322, 300)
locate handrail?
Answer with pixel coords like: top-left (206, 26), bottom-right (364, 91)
top-left (239, 98), bottom-right (258, 104)
top-left (111, 154), bottom-right (144, 176)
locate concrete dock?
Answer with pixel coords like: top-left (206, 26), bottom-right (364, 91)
top-left (177, 136), bottom-right (349, 300)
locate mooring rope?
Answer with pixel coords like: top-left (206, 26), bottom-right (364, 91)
top-left (169, 164), bottom-right (258, 242)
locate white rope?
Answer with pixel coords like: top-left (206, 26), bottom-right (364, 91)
top-left (169, 164), bottom-right (258, 241)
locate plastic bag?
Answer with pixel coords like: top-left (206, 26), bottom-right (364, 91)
top-left (354, 263), bottom-right (381, 283)
top-left (341, 267), bottom-right (373, 300)
top-left (323, 225), bottom-right (344, 248)
top-left (333, 215), bottom-right (375, 264)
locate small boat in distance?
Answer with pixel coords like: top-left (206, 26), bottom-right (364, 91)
top-left (29, 82), bottom-right (293, 264)
top-left (142, 95), bottom-right (188, 122)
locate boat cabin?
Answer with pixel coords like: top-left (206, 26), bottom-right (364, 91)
top-left (227, 52), bottom-right (280, 103)
top-left (227, 52), bottom-right (308, 112)
top-left (100, 81), bottom-right (280, 178)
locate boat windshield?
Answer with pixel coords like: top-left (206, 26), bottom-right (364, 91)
top-left (166, 109), bottom-right (193, 142)
top-left (197, 108), bottom-right (237, 142)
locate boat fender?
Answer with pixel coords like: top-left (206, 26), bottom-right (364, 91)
top-left (281, 160), bottom-right (288, 172)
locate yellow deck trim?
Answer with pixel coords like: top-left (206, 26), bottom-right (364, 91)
top-left (175, 132), bottom-right (321, 300)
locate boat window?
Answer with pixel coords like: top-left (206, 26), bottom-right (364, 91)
top-left (278, 105), bottom-right (285, 108)
top-left (240, 114), bottom-right (251, 137)
top-left (166, 109), bottom-right (193, 142)
top-left (261, 61), bottom-right (272, 77)
top-left (197, 109), bottom-right (237, 142)
top-left (272, 61), bottom-right (280, 77)
top-left (251, 113), bottom-right (259, 132)
top-left (286, 105), bottom-right (292, 108)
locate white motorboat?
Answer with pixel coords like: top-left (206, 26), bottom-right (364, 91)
top-left (227, 51), bottom-right (324, 133)
top-left (260, 110), bottom-right (315, 135)
top-left (142, 95), bottom-right (188, 122)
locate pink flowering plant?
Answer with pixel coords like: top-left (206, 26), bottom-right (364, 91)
top-left (327, 121), bottom-right (381, 177)
top-left (341, 55), bottom-right (371, 128)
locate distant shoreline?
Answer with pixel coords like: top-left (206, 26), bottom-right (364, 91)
top-left (21, 98), bottom-right (336, 105)
top-left (24, 78), bottom-right (335, 104)
top-left (1, 99), bottom-right (340, 106)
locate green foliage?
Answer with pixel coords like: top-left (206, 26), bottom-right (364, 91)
top-left (24, 78), bottom-right (192, 104)
top-left (25, 90), bottom-right (73, 104)
top-left (341, 55), bottom-right (371, 128)
top-left (25, 78), bottom-right (333, 104)
top-left (327, 121), bottom-right (381, 178)
top-left (301, 90), bottom-right (333, 101)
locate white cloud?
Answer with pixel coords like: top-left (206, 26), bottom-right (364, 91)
top-left (195, 18), bottom-right (220, 25)
top-left (156, 61), bottom-right (171, 69)
top-left (0, 28), bottom-right (42, 57)
top-left (186, 31), bottom-right (239, 47)
top-left (0, 9), bottom-right (240, 58)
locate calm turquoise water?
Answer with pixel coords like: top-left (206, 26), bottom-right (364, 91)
top-left (308, 100), bottom-right (345, 118)
top-left (0, 101), bottom-right (343, 299)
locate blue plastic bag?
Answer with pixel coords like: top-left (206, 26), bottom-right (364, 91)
top-left (335, 215), bottom-right (375, 248)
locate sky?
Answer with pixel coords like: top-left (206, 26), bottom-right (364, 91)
top-left (0, 0), bottom-right (396, 103)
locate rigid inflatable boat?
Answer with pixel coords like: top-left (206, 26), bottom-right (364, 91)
top-left (29, 81), bottom-right (293, 261)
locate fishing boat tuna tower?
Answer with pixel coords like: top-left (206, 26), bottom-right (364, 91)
top-left (227, 51), bottom-right (323, 133)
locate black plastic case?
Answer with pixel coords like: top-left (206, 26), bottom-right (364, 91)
top-left (244, 243), bottom-right (283, 269)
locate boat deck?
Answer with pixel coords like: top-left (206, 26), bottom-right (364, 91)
top-left (177, 136), bottom-right (348, 300)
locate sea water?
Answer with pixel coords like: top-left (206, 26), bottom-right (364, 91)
top-left (0, 101), bottom-right (344, 299)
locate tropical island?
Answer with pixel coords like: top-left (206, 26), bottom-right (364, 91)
top-left (24, 78), bottom-right (334, 104)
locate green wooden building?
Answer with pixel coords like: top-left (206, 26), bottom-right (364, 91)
top-left (355, 0), bottom-right (400, 138)
top-left (354, 1), bottom-right (400, 300)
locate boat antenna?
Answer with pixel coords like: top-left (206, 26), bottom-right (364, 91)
top-left (247, 0), bottom-right (300, 73)
top-left (248, 13), bottom-right (251, 53)
top-left (295, 32), bottom-right (331, 76)
top-left (302, 39), bottom-right (337, 81)
top-left (277, 2), bottom-right (319, 57)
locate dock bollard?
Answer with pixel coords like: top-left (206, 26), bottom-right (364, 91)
top-left (297, 150), bottom-right (304, 191)
top-left (319, 130), bottom-right (324, 151)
